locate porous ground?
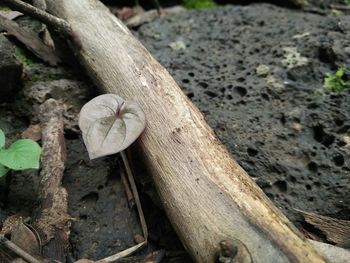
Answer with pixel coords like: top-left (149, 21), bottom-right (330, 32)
top-left (135, 3), bottom-right (350, 223)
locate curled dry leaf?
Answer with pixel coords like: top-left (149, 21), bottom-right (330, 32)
top-left (21, 124), bottom-right (41, 142)
top-left (11, 221), bottom-right (41, 256)
top-left (79, 94), bottom-right (146, 159)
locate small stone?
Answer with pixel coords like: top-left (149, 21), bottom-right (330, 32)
top-left (134, 234), bottom-right (145, 244)
top-left (266, 75), bottom-right (284, 91)
top-left (256, 64), bottom-right (270, 76)
top-left (169, 40), bottom-right (186, 51)
top-left (291, 122), bottom-right (302, 133)
top-left (0, 35), bottom-right (23, 102)
top-left (281, 47), bottom-right (308, 69)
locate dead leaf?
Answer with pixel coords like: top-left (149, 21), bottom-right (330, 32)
top-left (125, 10), bottom-right (159, 28)
top-left (11, 221), bottom-right (41, 256)
top-left (21, 124), bottom-right (41, 141)
top-left (297, 209), bottom-right (350, 248)
top-left (0, 14), bottom-right (60, 65)
top-left (0, 10), bottom-right (23, 20)
top-left (112, 6), bottom-right (144, 21)
top-left (79, 94), bottom-right (146, 159)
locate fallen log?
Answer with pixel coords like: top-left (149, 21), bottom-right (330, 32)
top-left (45, 1), bottom-right (327, 262)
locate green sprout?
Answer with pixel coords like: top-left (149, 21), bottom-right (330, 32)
top-left (183, 0), bottom-right (217, 9)
top-left (0, 128), bottom-right (41, 177)
top-left (324, 66), bottom-right (350, 93)
top-left (344, 0), bottom-right (350, 6)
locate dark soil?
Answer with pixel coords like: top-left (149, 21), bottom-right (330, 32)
top-left (0, 2), bottom-right (349, 263)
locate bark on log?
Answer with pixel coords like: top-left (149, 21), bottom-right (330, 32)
top-left (45, 1), bottom-right (327, 262)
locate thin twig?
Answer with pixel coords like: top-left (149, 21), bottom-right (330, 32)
top-left (101, 241), bottom-right (146, 263)
top-left (121, 150), bottom-right (148, 241)
top-left (121, 170), bottom-right (135, 208)
top-left (152, 0), bottom-right (161, 15)
top-left (0, 235), bottom-right (43, 263)
top-left (4, 0), bottom-right (81, 48)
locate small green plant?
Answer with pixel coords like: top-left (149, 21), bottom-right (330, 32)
top-left (0, 128), bottom-right (41, 177)
top-left (183, 0), bottom-right (217, 9)
top-left (344, 0), bottom-right (350, 6)
top-left (324, 66), bottom-right (350, 93)
top-left (14, 47), bottom-right (34, 66)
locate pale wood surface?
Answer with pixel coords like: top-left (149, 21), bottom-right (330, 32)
top-left (46, 1), bottom-right (327, 262)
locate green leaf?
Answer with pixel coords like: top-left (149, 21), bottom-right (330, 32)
top-left (0, 129), bottom-right (5, 148)
top-left (0, 164), bottom-right (8, 177)
top-left (335, 67), bottom-right (345, 78)
top-left (0, 139), bottom-right (41, 170)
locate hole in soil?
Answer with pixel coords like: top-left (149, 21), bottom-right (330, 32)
top-left (266, 192), bottom-right (274, 199)
top-left (312, 125), bottom-right (335, 147)
top-left (247, 147), bottom-right (258, 157)
top-left (198, 82), bottom-right (208, 88)
top-left (182, 79), bottom-right (189, 84)
top-left (79, 214), bottom-right (87, 220)
top-left (80, 192), bottom-right (99, 204)
top-left (64, 129), bottom-right (80, 140)
top-left (204, 90), bottom-right (218, 98)
top-left (307, 162), bottom-right (318, 173)
top-left (305, 184), bottom-right (312, 190)
top-left (314, 182), bottom-right (321, 188)
top-left (261, 93), bottom-right (270, 101)
top-left (280, 114), bottom-right (286, 125)
top-left (188, 72), bottom-right (195, 77)
top-left (233, 86), bottom-right (247, 97)
top-left (333, 154), bottom-right (345, 167)
top-left (186, 92), bottom-right (194, 99)
top-left (289, 176), bottom-right (297, 183)
top-left (97, 185), bottom-right (104, 190)
top-left (337, 140), bottom-right (346, 147)
top-left (334, 118), bottom-right (344, 126)
top-left (273, 180), bottom-right (287, 193)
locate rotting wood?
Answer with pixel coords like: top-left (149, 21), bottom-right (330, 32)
top-left (297, 209), bottom-right (350, 248)
top-left (32, 98), bottom-right (71, 262)
top-left (44, 1), bottom-right (334, 262)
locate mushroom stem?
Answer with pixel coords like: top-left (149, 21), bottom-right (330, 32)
top-left (120, 150), bottom-right (148, 241)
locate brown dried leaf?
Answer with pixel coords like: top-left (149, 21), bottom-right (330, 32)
top-left (11, 221), bottom-right (41, 255)
top-left (21, 124), bottom-right (41, 141)
top-left (0, 14), bottom-right (60, 65)
top-left (79, 94), bottom-right (146, 159)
